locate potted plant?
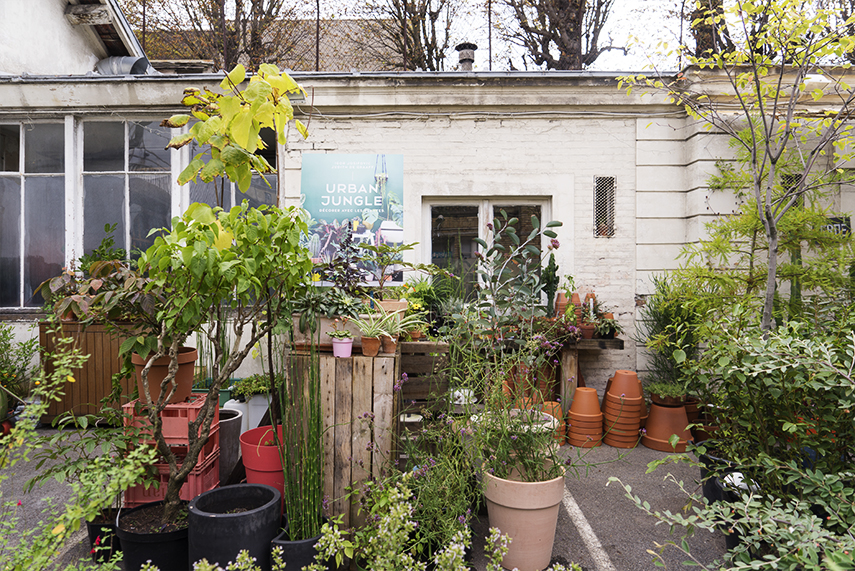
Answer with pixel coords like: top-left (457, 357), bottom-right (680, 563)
top-left (112, 63), bottom-right (313, 570)
top-left (349, 312), bottom-right (389, 357)
top-left (327, 317), bottom-right (354, 358)
top-left (595, 317), bottom-right (623, 339)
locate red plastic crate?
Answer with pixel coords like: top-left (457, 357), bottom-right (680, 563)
top-left (169, 425), bottom-right (219, 466)
top-left (123, 394), bottom-right (219, 446)
top-left (123, 449), bottom-right (220, 508)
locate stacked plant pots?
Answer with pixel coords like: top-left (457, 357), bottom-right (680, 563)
top-left (641, 395), bottom-right (692, 453)
top-left (602, 370), bottom-right (643, 449)
top-left (566, 387), bottom-right (603, 448)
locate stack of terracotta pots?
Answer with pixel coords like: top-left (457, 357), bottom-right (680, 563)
top-left (566, 387), bottom-right (603, 448)
top-left (602, 370), bottom-right (644, 448)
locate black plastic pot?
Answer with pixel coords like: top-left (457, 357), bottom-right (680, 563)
top-left (189, 484), bottom-right (281, 571)
top-left (86, 508), bottom-right (121, 563)
top-left (271, 516), bottom-right (331, 571)
top-left (116, 501), bottom-right (189, 571)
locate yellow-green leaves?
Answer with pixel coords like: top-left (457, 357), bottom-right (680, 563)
top-left (220, 64), bottom-right (246, 91)
top-left (168, 65), bottom-right (308, 204)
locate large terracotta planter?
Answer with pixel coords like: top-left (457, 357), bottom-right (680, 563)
top-left (483, 465), bottom-right (566, 571)
top-left (641, 403), bottom-right (692, 453)
top-left (132, 347), bottom-right (197, 404)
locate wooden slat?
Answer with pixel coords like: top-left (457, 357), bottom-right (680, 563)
top-left (399, 354), bottom-right (448, 375)
top-left (350, 357), bottom-right (373, 527)
top-left (372, 357), bottom-right (395, 480)
top-left (320, 355), bottom-right (336, 513)
top-left (333, 357), bottom-right (353, 528)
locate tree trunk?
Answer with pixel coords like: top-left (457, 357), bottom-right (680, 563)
top-left (762, 223), bottom-right (778, 331)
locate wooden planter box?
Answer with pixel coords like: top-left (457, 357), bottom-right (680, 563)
top-left (38, 322), bottom-right (134, 422)
top-left (312, 353), bottom-right (399, 528)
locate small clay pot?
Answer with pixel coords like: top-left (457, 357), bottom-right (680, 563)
top-left (608, 370), bottom-right (643, 399)
top-left (569, 388), bottom-right (601, 416)
top-left (361, 337), bottom-right (381, 357)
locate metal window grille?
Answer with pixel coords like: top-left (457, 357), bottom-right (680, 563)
top-left (594, 176), bottom-right (615, 237)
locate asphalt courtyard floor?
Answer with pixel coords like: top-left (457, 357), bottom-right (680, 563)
top-left (10, 430), bottom-right (728, 571)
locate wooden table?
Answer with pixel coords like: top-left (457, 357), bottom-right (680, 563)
top-left (559, 338), bottom-right (625, 415)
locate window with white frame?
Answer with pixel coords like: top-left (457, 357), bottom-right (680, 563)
top-left (82, 120), bottom-right (173, 257)
top-left (594, 176), bottom-right (615, 237)
top-left (188, 128), bottom-right (278, 210)
top-left (428, 200), bottom-right (546, 300)
top-left (0, 123), bottom-right (66, 307)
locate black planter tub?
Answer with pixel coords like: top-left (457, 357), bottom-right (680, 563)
top-left (189, 483), bottom-right (281, 570)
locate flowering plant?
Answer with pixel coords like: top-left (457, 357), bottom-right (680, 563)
top-left (327, 318), bottom-right (353, 339)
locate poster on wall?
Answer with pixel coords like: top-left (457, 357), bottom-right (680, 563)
top-left (300, 153), bottom-right (404, 284)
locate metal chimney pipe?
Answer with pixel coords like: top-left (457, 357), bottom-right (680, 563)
top-left (455, 42), bottom-right (477, 71)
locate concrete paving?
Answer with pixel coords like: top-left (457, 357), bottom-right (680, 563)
top-left (4, 427), bottom-right (728, 571)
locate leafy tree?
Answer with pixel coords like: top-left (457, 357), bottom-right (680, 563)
top-left (620, 0), bottom-right (855, 330)
top-left (497, 0), bottom-right (622, 70)
top-left (120, 0), bottom-right (315, 72)
top-left (348, 0), bottom-right (463, 71)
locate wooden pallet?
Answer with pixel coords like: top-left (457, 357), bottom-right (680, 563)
top-left (315, 354), bottom-right (398, 529)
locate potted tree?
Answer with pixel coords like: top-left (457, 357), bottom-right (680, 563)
top-left (112, 63), bottom-right (313, 571)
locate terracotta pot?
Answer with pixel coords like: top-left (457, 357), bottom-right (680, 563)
top-left (569, 387), bottom-right (600, 416)
top-left (131, 347), bottom-right (197, 404)
top-left (607, 370), bottom-right (643, 399)
top-left (567, 433), bottom-right (602, 448)
top-left (650, 393), bottom-right (687, 407)
top-left (380, 334), bottom-right (398, 354)
top-left (375, 299), bottom-right (408, 314)
top-left (361, 336), bottom-right (381, 357)
top-left (483, 465), bottom-right (566, 571)
top-left (566, 415), bottom-right (604, 429)
top-left (568, 424), bottom-right (604, 437)
top-left (567, 410), bottom-right (603, 423)
top-left (641, 403), bottom-right (692, 453)
top-left (684, 396), bottom-right (700, 422)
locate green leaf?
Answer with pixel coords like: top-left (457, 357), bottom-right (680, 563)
top-left (177, 158), bottom-right (204, 185)
top-left (199, 158), bottom-right (225, 183)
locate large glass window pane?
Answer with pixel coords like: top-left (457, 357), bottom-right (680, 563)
top-left (431, 205), bottom-right (479, 300)
top-left (24, 124), bottom-right (64, 173)
top-left (0, 125), bottom-right (20, 172)
top-left (128, 122), bottom-right (171, 172)
top-left (84, 122), bottom-right (124, 171)
top-left (24, 176), bottom-right (64, 306)
top-left (242, 174), bottom-right (277, 209)
top-left (0, 178), bottom-right (21, 306)
top-left (84, 175), bottom-right (126, 254)
top-left (129, 174), bottom-right (171, 254)
top-left (190, 179), bottom-right (233, 210)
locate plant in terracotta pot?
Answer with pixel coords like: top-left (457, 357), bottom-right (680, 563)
top-left (350, 311), bottom-right (391, 357)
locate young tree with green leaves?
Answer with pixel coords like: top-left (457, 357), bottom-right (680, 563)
top-left (621, 0), bottom-right (855, 330)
